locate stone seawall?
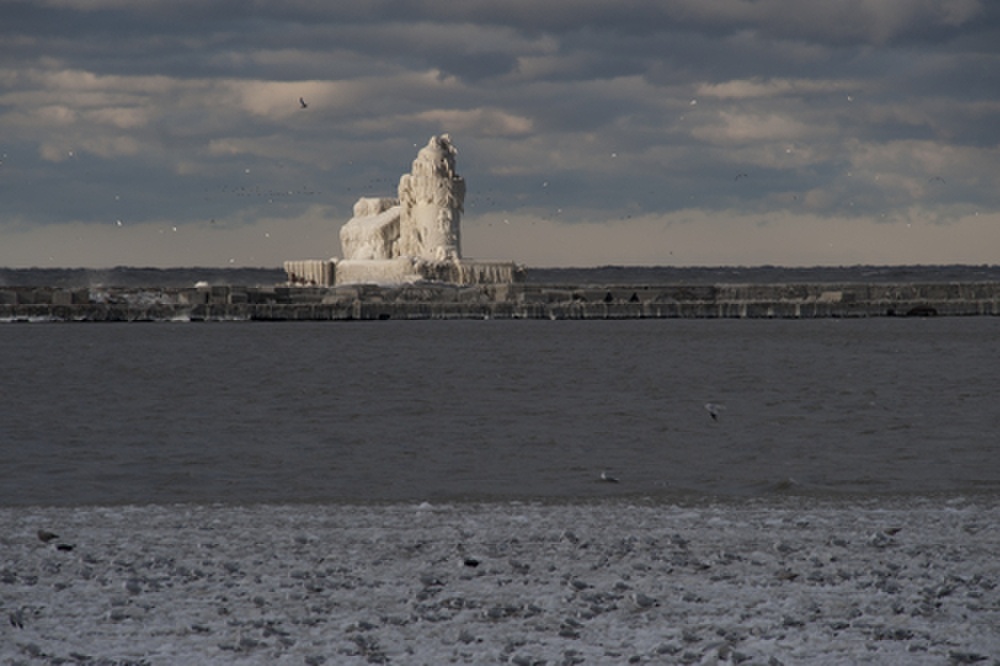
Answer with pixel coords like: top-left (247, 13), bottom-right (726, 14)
top-left (2, 282), bottom-right (998, 321)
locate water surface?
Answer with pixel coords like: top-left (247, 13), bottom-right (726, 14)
top-left (2, 318), bottom-right (997, 505)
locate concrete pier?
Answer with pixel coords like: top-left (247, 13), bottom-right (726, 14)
top-left (1, 281), bottom-right (998, 321)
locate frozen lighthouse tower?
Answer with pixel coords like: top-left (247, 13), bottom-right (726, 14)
top-left (284, 134), bottom-right (521, 286)
top-left (398, 134), bottom-right (465, 261)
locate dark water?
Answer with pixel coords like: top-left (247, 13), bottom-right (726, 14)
top-left (2, 318), bottom-right (998, 506)
top-left (527, 263), bottom-right (1000, 285)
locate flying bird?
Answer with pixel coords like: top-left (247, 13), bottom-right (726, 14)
top-left (299, 97), bottom-right (308, 109)
top-left (704, 403), bottom-right (726, 421)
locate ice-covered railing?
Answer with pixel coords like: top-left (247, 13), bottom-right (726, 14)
top-left (453, 260), bottom-right (525, 285)
top-left (283, 260), bottom-right (335, 286)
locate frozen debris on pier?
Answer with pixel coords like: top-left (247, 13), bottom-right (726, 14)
top-left (285, 134), bottom-right (521, 287)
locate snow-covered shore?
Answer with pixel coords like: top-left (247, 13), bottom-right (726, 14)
top-left (2, 498), bottom-right (998, 665)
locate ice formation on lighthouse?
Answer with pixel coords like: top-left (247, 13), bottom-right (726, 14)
top-left (287, 134), bottom-right (520, 286)
top-left (339, 197), bottom-right (400, 261)
top-left (340, 135), bottom-right (465, 264)
top-left (397, 134), bottom-right (465, 261)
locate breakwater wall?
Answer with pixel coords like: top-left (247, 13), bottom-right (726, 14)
top-left (2, 281), bottom-right (999, 321)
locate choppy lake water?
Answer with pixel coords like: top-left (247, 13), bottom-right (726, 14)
top-left (2, 318), bottom-right (998, 506)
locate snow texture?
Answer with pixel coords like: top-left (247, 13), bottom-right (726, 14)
top-left (2, 498), bottom-right (998, 665)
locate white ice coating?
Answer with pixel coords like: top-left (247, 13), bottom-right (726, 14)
top-left (333, 257), bottom-right (427, 286)
top-left (288, 134), bottom-right (516, 286)
top-left (339, 198), bottom-right (401, 261)
top-left (397, 134), bottom-right (465, 261)
top-left (340, 135), bottom-right (464, 263)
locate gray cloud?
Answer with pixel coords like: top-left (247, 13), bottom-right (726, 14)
top-left (1, 0), bottom-right (998, 267)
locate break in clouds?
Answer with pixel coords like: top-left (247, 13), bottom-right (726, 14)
top-left (1, 0), bottom-right (999, 267)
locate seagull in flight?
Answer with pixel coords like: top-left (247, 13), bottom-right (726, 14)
top-left (299, 97), bottom-right (308, 109)
top-left (704, 403), bottom-right (726, 421)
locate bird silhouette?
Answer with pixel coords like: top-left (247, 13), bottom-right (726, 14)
top-left (704, 403), bottom-right (726, 421)
top-left (299, 97), bottom-right (308, 109)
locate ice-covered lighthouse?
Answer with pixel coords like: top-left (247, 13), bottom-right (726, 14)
top-left (284, 135), bottom-right (522, 287)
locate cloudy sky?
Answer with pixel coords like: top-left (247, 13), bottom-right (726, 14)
top-left (2, 0), bottom-right (998, 268)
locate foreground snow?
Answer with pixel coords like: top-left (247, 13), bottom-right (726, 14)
top-left (2, 498), bottom-right (997, 665)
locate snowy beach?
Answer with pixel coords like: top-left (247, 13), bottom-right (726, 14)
top-left (2, 498), bottom-right (998, 665)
